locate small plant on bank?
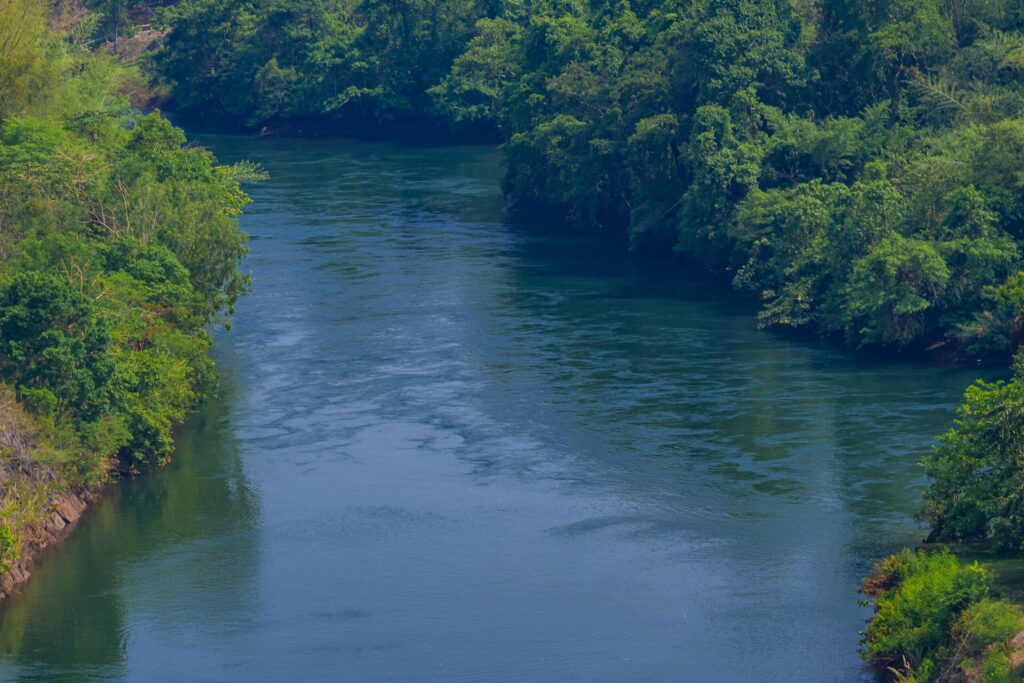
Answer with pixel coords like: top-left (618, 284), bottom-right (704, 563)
top-left (862, 550), bottom-right (1024, 682)
top-left (950, 599), bottom-right (1024, 682)
top-left (0, 523), bottom-right (18, 573)
top-left (863, 550), bottom-right (991, 676)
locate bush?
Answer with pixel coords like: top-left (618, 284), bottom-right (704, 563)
top-left (863, 550), bottom-right (993, 675)
top-left (957, 599), bottom-right (1023, 651)
top-left (0, 524), bottom-right (17, 572)
top-left (922, 352), bottom-right (1024, 551)
top-left (954, 600), bottom-right (1024, 682)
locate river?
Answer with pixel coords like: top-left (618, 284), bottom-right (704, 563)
top-left (0, 137), bottom-right (993, 681)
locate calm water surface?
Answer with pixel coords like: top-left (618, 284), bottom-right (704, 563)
top-left (0, 138), bottom-right (994, 681)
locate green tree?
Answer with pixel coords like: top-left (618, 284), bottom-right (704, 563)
top-left (0, 0), bottom-right (46, 117)
top-left (0, 272), bottom-right (116, 422)
top-left (923, 353), bottom-right (1024, 551)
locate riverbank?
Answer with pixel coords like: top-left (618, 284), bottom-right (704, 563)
top-left (0, 391), bottom-right (101, 603)
top-left (860, 545), bottom-right (1024, 681)
top-left (0, 488), bottom-right (94, 604)
top-left (857, 353), bottom-right (1024, 680)
top-left (0, 3), bottom-right (254, 610)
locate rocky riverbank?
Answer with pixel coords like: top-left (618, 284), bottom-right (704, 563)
top-left (0, 390), bottom-right (105, 604)
top-left (0, 490), bottom-right (94, 603)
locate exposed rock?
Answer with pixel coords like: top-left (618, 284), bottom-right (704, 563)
top-left (0, 483), bottom-right (100, 604)
top-left (49, 512), bottom-right (66, 532)
top-left (1009, 630), bottom-right (1024, 671)
top-left (55, 494), bottom-right (87, 525)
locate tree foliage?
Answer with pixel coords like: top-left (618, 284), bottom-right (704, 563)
top-left (0, 0), bottom-right (255, 475)
top-left (923, 353), bottom-right (1024, 552)
top-left (156, 0), bottom-right (1024, 353)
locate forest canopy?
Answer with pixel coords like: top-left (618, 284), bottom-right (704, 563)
top-left (154, 0), bottom-right (1024, 355)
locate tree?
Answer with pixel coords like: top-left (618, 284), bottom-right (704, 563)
top-left (923, 353), bottom-right (1024, 551)
top-left (0, 0), bottom-right (46, 116)
top-left (0, 272), bottom-right (116, 422)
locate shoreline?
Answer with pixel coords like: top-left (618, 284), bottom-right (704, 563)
top-left (0, 487), bottom-right (97, 604)
top-left (0, 388), bottom-right (112, 607)
top-left (0, 416), bottom-right (192, 606)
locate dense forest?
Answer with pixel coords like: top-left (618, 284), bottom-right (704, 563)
top-left (0, 0), bottom-right (254, 596)
top-left (154, 0), bottom-right (1024, 358)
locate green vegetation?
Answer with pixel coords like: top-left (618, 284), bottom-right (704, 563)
top-left (155, 0), bottom-right (494, 131)
top-left (0, 524), bottom-right (16, 572)
top-left (923, 353), bottom-right (1024, 552)
top-left (0, 0), bottom-right (255, 576)
top-left (860, 550), bottom-right (1024, 681)
top-left (863, 351), bottom-right (1024, 681)
top-left (153, 0), bottom-right (1024, 353)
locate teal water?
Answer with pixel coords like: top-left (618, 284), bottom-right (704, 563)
top-left (0, 137), bottom-right (993, 681)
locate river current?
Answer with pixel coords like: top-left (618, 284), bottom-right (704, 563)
top-left (0, 137), bottom-right (993, 681)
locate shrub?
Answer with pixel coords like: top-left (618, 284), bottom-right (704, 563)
top-left (922, 352), bottom-right (1024, 551)
top-left (863, 551), bottom-right (993, 675)
top-left (956, 599), bottom-right (1024, 654)
top-left (0, 524), bottom-right (18, 572)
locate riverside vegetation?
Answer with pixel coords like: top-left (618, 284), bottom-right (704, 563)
top-left (7, 0), bottom-right (1024, 680)
top-left (155, 0), bottom-right (1024, 355)
top-left (0, 0), bottom-right (257, 598)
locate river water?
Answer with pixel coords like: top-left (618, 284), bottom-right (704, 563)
top-left (0, 138), bottom-right (993, 681)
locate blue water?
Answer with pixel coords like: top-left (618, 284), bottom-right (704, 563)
top-left (0, 137), bottom-right (991, 681)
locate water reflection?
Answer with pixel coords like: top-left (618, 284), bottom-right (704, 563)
top-left (0, 373), bottom-right (260, 681)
